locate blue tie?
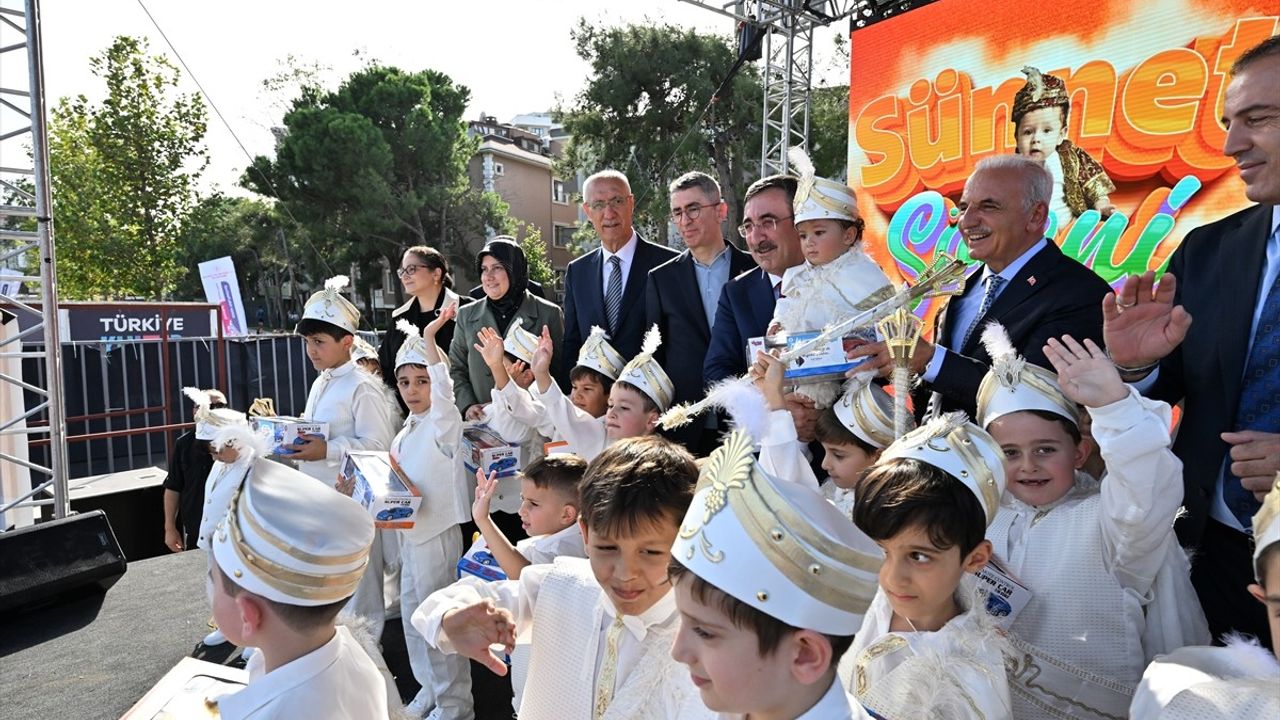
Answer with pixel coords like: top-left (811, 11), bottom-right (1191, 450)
top-left (961, 274), bottom-right (1007, 351)
top-left (1223, 226), bottom-right (1280, 529)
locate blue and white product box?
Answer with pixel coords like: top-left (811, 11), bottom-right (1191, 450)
top-left (340, 451), bottom-right (422, 530)
top-left (746, 327), bottom-right (879, 385)
top-left (457, 535), bottom-right (508, 582)
top-left (252, 416), bottom-right (328, 455)
top-left (462, 425), bottom-right (521, 478)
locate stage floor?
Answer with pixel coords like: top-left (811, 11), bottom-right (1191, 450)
top-left (0, 547), bottom-right (514, 719)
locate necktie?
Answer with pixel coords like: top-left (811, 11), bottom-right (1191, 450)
top-left (594, 615), bottom-right (626, 719)
top-left (1223, 226), bottom-right (1280, 529)
top-left (960, 274), bottom-right (1007, 351)
top-left (605, 255), bottom-right (623, 334)
top-left (773, 280), bottom-right (783, 300)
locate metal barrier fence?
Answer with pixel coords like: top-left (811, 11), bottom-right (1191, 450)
top-left (20, 331), bottom-right (383, 479)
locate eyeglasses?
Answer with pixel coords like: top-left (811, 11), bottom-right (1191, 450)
top-left (396, 264), bottom-right (427, 278)
top-left (669, 202), bottom-right (720, 223)
top-left (479, 264), bottom-right (507, 278)
top-left (585, 196), bottom-right (631, 213)
top-left (737, 215), bottom-right (793, 238)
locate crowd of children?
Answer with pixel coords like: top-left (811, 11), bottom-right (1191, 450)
top-left (162, 128), bottom-right (1278, 719)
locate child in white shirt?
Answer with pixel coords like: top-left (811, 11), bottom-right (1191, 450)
top-left (669, 430), bottom-right (883, 719)
top-left (1130, 477), bottom-right (1280, 719)
top-left (524, 325), bottom-right (623, 461)
top-left (412, 436), bottom-right (712, 720)
top-left (769, 148), bottom-right (894, 409)
top-left (838, 414), bottom-right (1014, 719)
top-left (977, 328), bottom-right (1209, 720)
top-left (371, 309), bottom-right (474, 719)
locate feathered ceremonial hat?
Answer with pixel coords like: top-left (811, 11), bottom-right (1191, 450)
top-left (674, 430), bottom-right (883, 634)
top-left (617, 325), bottom-right (675, 411)
top-left (298, 275), bottom-right (361, 335)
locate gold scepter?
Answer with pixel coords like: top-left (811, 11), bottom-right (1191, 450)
top-left (876, 308), bottom-right (923, 437)
top-left (659, 254), bottom-right (969, 430)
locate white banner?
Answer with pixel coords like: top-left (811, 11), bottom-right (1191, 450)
top-left (198, 256), bottom-right (249, 337)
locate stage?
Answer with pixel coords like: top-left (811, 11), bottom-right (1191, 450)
top-left (0, 547), bottom-right (514, 719)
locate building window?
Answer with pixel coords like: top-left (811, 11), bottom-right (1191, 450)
top-left (552, 179), bottom-right (568, 204)
top-left (554, 225), bottom-right (574, 248)
top-left (494, 162), bottom-right (505, 176)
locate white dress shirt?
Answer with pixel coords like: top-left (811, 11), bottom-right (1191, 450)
top-left (216, 626), bottom-right (388, 720)
top-left (298, 360), bottom-right (395, 483)
top-left (600, 231), bottom-right (640, 298)
top-left (717, 676), bottom-right (873, 720)
top-left (923, 238), bottom-right (1049, 383)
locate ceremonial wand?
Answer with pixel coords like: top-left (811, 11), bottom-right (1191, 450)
top-left (876, 307), bottom-right (923, 437)
top-left (659, 254), bottom-right (969, 430)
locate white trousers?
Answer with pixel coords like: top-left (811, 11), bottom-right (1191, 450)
top-left (401, 527), bottom-right (473, 719)
top-left (345, 526), bottom-right (387, 641)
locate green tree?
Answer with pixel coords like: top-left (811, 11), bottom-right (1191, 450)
top-left (515, 223), bottom-right (554, 286)
top-left (242, 64), bottom-right (510, 305)
top-left (556, 21), bottom-right (763, 245)
top-left (48, 36), bottom-right (208, 299)
top-left (172, 194), bottom-right (306, 327)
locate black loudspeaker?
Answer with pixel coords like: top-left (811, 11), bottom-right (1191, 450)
top-left (0, 510), bottom-right (127, 613)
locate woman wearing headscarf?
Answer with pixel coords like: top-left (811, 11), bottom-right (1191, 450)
top-left (449, 236), bottom-right (564, 419)
top-left (379, 245), bottom-right (467, 413)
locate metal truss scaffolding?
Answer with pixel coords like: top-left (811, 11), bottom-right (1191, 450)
top-left (678, 1), bottom-right (863, 175)
top-left (0, 0), bottom-right (69, 523)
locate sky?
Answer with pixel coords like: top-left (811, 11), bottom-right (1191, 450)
top-left (21, 0), bottom-right (849, 193)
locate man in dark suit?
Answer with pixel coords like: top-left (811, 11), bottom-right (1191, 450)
top-left (852, 154), bottom-right (1111, 419)
top-left (562, 170), bottom-right (679, 375)
top-left (1104, 36), bottom-right (1280, 645)
top-left (704, 174), bottom-right (823, 447)
top-left (646, 171), bottom-right (755, 454)
top-left (704, 175), bottom-right (805, 384)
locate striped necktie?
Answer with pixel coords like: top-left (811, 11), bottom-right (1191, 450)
top-left (605, 255), bottom-right (623, 334)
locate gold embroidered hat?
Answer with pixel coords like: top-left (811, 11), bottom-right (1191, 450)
top-left (1253, 474), bottom-right (1280, 581)
top-left (975, 323), bottom-right (1079, 430)
top-left (834, 373), bottom-right (903, 449)
top-left (298, 275), bottom-right (361, 335)
top-left (503, 317), bottom-right (540, 366)
top-left (880, 412), bottom-right (1008, 526)
top-left (673, 431), bottom-right (883, 634)
top-left (1011, 66), bottom-right (1071, 125)
top-left (576, 326), bottom-right (627, 381)
top-left (789, 146), bottom-right (857, 225)
top-left (394, 319), bottom-right (433, 370)
top-left (212, 457), bottom-right (374, 606)
top-left (617, 325), bottom-right (676, 412)
top-left (350, 335), bottom-right (379, 365)
top-left (183, 387), bottom-right (248, 442)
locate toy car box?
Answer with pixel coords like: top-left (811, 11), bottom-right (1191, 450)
top-left (746, 327), bottom-right (878, 384)
top-left (341, 451), bottom-right (422, 530)
top-left (457, 535), bottom-right (508, 582)
top-left (462, 425), bottom-right (521, 478)
top-left (253, 416), bottom-right (328, 455)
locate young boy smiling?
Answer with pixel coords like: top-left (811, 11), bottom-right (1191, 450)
top-left (412, 436), bottom-right (712, 720)
top-left (977, 328), bottom-right (1207, 720)
top-left (669, 430), bottom-right (883, 719)
top-left (838, 414), bottom-right (1013, 720)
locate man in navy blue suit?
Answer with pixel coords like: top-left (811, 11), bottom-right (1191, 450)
top-left (646, 171), bottom-right (755, 454)
top-left (704, 174), bottom-right (819, 444)
top-left (562, 170), bottom-right (679, 375)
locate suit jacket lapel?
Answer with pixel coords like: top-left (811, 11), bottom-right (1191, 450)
top-left (674, 252), bottom-right (711, 339)
top-left (937, 263), bottom-right (983, 351)
top-left (585, 249), bottom-right (606, 326)
top-left (747, 268), bottom-right (776, 336)
top-left (1218, 204), bottom-right (1273, 403)
top-left (618, 239), bottom-right (653, 327)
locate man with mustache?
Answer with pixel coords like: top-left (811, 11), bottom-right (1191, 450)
top-left (704, 174), bottom-right (823, 443)
top-left (1104, 35), bottom-right (1280, 647)
top-left (851, 154), bottom-right (1111, 419)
